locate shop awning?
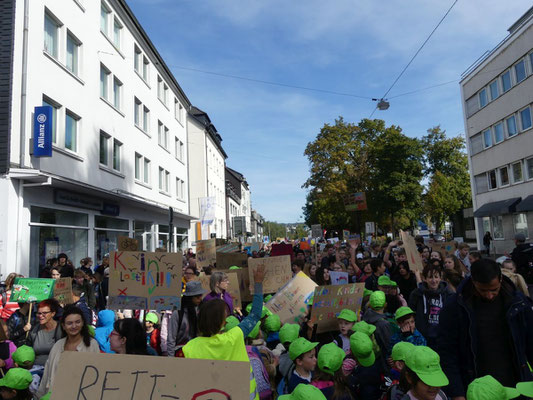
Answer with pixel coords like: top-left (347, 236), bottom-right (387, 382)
top-left (473, 197), bottom-right (522, 217)
top-left (516, 195), bottom-right (533, 212)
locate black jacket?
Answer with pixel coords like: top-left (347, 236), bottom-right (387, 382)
top-left (437, 275), bottom-right (533, 397)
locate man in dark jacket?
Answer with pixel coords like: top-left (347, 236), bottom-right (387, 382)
top-left (510, 233), bottom-right (533, 283)
top-left (437, 258), bottom-right (533, 399)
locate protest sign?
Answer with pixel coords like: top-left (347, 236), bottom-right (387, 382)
top-left (118, 236), bottom-right (139, 252)
top-left (198, 272), bottom-right (242, 310)
top-left (266, 272), bottom-right (317, 324)
top-left (310, 283), bottom-right (365, 333)
top-left (222, 267), bottom-right (252, 303)
top-left (270, 243), bottom-right (293, 258)
top-left (342, 230), bottom-right (350, 240)
top-left (299, 241), bottom-right (311, 251)
top-left (216, 252), bottom-right (248, 270)
top-left (400, 230), bottom-right (424, 272)
top-left (50, 351), bottom-right (250, 400)
top-left (108, 251), bottom-right (182, 311)
top-left (53, 277), bottom-right (73, 304)
top-left (330, 271), bottom-right (350, 285)
top-left (216, 243), bottom-right (240, 253)
top-left (248, 255), bottom-right (292, 294)
top-left (10, 278), bottom-right (55, 303)
top-left (431, 241), bottom-right (457, 255)
top-left (311, 224), bottom-right (323, 239)
top-left (196, 238), bottom-right (216, 270)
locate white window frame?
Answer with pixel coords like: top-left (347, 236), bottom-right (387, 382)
top-left (501, 69), bottom-right (512, 93)
top-left (482, 128), bottom-right (492, 148)
top-left (113, 18), bottom-right (122, 49)
top-left (99, 131), bottom-right (110, 166)
top-left (65, 109), bottom-right (80, 153)
top-left (159, 167), bottom-right (169, 193)
top-left (493, 122), bottom-right (504, 144)
top-left (142, 106), bottom-right (150, 133)
top-left (514, 59), bottom-right (527, 84)
top-left (491, 215), bottom-right (504, 240)
top-left (506, 115), bottom-right (518, 138)
top-left (143, 157), bottom-right (151, 185)
top-left (511, 161), bottom-right (523, 184)
top-left (113, 77), bottom-right (122, 110)
top-left (100, 2), bottom-right (111, 36)
top-left (499, 166), bottom-right (510, 187)
top-left (134, 153), bottom-right (142, 181)
top-left (514, 213), bottom-right (529, 239)
top-left (112, 139), bottom-right (122, 171)
top-left (487, 169), bottom-right (497, 190)
top-left (479, 88), bottom-right (488, 108)
top-left (134, 97), bottom-right (142, 127)
top-left (66, 31), bottom-right (81, 76)
top-left (44, 11), bottom-right (61, 59)
top-left (100, 64), bottom-right (110, 100)
top-left (489, 80), bottom-right (499, 101)
top-left (526, 157), bottom-right (533, 181)
top-left (42, 95), bottom-right (60, 145)
top-left (520, 107), bottom-right (532, 131)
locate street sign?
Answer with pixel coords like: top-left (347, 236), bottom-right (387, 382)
top-left (311, 224), bottom-right (323, 239)
top-left (344, 192), bottom-right (367, 211)
top-left (365, 222), bottom-right (375, 234)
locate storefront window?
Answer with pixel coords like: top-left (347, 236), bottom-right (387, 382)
top-left (94, 216), bottom-right (129, 262)
top-left (158, 225), bottom-right (169, 250)
top-left (482, 217), bottom-right (491, 237)
top-left (176, 227), bottom-right (188, 253)
top-left (514, 213), bottom-right (529, 239)
top-left (134, 220), bottom-right (153, 252)
top-left (491, 215), bottom-right (504, 239)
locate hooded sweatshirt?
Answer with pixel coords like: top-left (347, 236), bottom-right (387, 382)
top-left (363, 308), bottom-right (391, 357)
top-left (94, 310), bottom-right (115, 353)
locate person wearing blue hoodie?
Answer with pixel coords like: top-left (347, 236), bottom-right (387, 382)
top-left (95, 310), bottom-right (115, 353)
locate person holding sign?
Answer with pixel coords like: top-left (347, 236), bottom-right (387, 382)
top-left (203, 272), bottom-right (234, 315)
top-left (25, 299), bottom-right (62, 368)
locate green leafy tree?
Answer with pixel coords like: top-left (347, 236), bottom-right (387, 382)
top-left (263, 221), bottom-right (287, 240)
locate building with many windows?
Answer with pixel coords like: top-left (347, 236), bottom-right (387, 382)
top-left (461, 6), bottom-right (533, 254)
top-left (0, 0), bottom-right (193, 277)
top-left (225, 167), bottom-right (252, 240)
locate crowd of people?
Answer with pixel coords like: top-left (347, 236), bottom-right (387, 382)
top-left (0, 233), bottom-right (531, 399)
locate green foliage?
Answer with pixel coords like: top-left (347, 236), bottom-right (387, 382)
top-left (263, 221), bottom-right (309, 240)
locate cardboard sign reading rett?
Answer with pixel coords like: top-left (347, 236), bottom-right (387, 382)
top-left (196, 239), bottom-right (217, 269)
top-left (400, 230), bottom-right (424, 272)
top-left (118, 236), bottom-right (139, 252)
top-left (53, 277), bottom-right (74, 304)
top-left (108, 251), bottom-right (182, 311)
top-left (216, 252), bottom-right (248, 270)
top-left (248, 255), bottom-right (292, 294)
top-left (10, 278), bottom-right (55, 303)
top-left (310, 283), bottom-right (365, 333)
top-left (198, 272), bottom-right (242, 310)
top-left (50, 351), bottom-right (250, 400)
top-left (266, 272), bottom-right (317, 325)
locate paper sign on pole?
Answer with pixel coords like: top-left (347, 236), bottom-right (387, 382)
top-left (248, 255), bottom-right (292, 294)
top-left (50, 351), bottom-right (250, 400)
top-left (310, 283), bottom-right (365, 333)
top-left (311, 224), bottom-right (323, 239)
top-left (270, 243), bottom-right (293, 258)
top-left (118, 236), bottom-right (139, 252)
top-left (10, 278), bottom-right (55, 303)
top-left (108, 251), bottom-right (182, 311)
top-left (266, 272), bottom-right (317, 325)
top-left (216, 252), bottom-right (248, 270)
top-left (53, 277), bottom-right (74, 304)
top-left (329, 271), bottom-right (350, 285)
top-left (196, 238), bottom-right (217, 270)
top-left (365, 222), bottom-right (376, 234)
top-left (198, 272), bottom-right (242, 310)
top-left (431, 241), bottom-right (457, 255)
top-left (400, 230), bottom-right (424, 272)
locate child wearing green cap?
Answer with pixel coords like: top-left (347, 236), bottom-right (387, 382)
top-left (348, 331), bottom-right (382, 399)
top-left (278, 324), bottom-right (301, 387)
top-left (12, 345), bottom-right (40, 398)
top-left (333, 309), bottom-right (357, 354)
top-left (264, 314), bottom-right (281, 351)
top-left (287, 337), bottom-right (319, 393)
top-left (402, 346), bottom-right (449, 400)
top-left (144, 312), bottom-right (161, 355)
top-left (311, 342), bottom-right (353, 399)
top-left (279, 383), bottom-right (327, 400)
top-left (388, 306), bottom-right (427, 356)
top-left (0, 368), bottom-right (33, 400)
top-left (363, 291), bottom-right (392, 361)
top-left (382, 342), bottom-right (416, 400)
top-left (467, 375), bottom-right (519, 400)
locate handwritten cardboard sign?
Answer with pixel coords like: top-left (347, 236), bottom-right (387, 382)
top-left (400, 230), bottom-right (424, 272)
top-left (266, 272), bottom-right (317, 325)
top-left (108, 251), bottom-right (182, 311)
top-left (216, 252), bottom-right (248, 270)
top-left (220, 268), bottom-right (252, 303)
top-left (53, 277), bottom-right (74, 304)
top-left (50, 351), bottom-right (250, 400)
top-left (248, 255), bottom-right (292, 294)
top-left (310, 283), bottom-right (365, 333)
top-left (198, 272), bottom-right (242, 310)
top-left (330, 271), bottom-right (350, 285)
top-left (216, 243), bottom-right (240, 253)
top-left (270, 243), bottom-right (294, 258)
top-left (10, 278), bottom-right (55, 303)
top-left (118, 236), bottom-right (139, 252)
top-left (196, 239), bottom-right (217, 269)
top-left (431, 241), bottom-right (457, 256)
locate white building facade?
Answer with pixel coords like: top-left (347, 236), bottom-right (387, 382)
top-left (461, 6), bottom-right (533, 254)
top-left (225, 167), bottom-right (252, 240)
top-left (0, 0), bottom-right (193, 277)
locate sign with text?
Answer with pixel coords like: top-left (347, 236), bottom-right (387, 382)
top-left (216, 243), bottom-right (240, 253)
top-left (311, 224), bottom-right (323, 239)
top-left (53, 277), bottom-right (74, 304)
top-left (108, 251), bottom-right (182, 311)
top-left (310, 283), bottom-right (365, 333)
top-left (216, 252), bottom-right (248, 270)
top-left (330, 271), bottom-right (350, 285)
top-left (365, 222), bottom-right (376, 234)
top-left (431, 241), bottom-right (457, 255)
top-left (10, 278), bottom-right (55, 303)
top-left (198, 272), bottom-right (242, 310)
top-left (220, 268), bottom-right (252, 303)
top-left (196, 239), bottom-right (216, 269)
top-left (344, 192), bottom-right (367, 211)
top-left (50, 351), bottom-right (250, 400)
top-left (266, 272), bottom-right (317, 325)
top-left (248, 255), bottom-right (292, 294)
top-left (342, 230), bottom-right (350, 240)
top-left (400, 230), bottom-right (424, 272)
top-left (33, 106), bottom-right (53, 157)
top-left (118, 236), bottom-right (139, 252)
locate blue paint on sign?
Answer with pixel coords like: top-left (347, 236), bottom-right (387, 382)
top-left (33, 106), bottom-right (53, 157)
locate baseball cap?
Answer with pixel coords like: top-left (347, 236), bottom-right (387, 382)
top-left (517, 381), bottom-right (533, 397)
top-left (353, 321), bottom-right (376, 336)
top-left (317, 342), bottom-right (346, 375)
top-left (248, 321), bottom-right (261, 339)
top-left (337, 309), bottom-right (357, 323)
top-left (349, 331), bottom-right (375, 367)
top-left (467, 375), bottom-right (519, 400)
top-left (12, 345), bottom-right (35, 366)
top-left (278, 383), bottom-right (327, 400)
top-left (356, 253), bottom-right (364, 260)
top-left (279, 323), bottom-right (300, 344)
top-left (377, 276), bottom-right (392, 286)
top-left (363, 289), bottom-right (373, 298)
top-left (145, 312), bottom-right (158, 324)
top-left (264, 314), bottom-right (281, 333)
top-left (405, 346), bottom-right (449, 387)
top-left (0, 368), bottom-right (33, 390)
top-left (395, 306), bottom-right (415, 321)
top-left (391, 341), bottom-right (415, 362)
top-left (369, 290), bottom-right (386, 310)
top-left (40, 393), bottom-right (51, 400)
top-left (264, 294), bottom-right (273, 302)
top-left (289, 337), bottom-right (318, 361)
top-left (389, 279), bottom-right (397, 287)
top-left (229, 266), bottom-right (241, 270)
top-left (224, 316), bottom-right (239, 332)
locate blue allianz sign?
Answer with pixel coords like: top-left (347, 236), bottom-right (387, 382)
top-left (33, 106), bottom-right (53, 157)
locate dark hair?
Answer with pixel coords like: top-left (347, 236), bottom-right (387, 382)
top-left (443, 269), bottom-right (462, 290)
top-left (58, 253), bottom-right (68, 260)
top-left (293, 259), bottom-right (305, 269)
top-left (198, 299), bottom-right (227, 337)
top-left (0, 388), bottom-right (32, 399)
top-left (400, 366), bottom-right (420, 391)
top-left (114, 318), bottom-right (147, 355)
top-left (429, 258), bottom-right (443, 269)
top-left (385, 294), bottom-right (401, 315)
top-left (72, 283), bottom-right (84, 297)
top-left (38, 298), bottom-right (60, 314)
top-left (313, 369), bottom-right (354, 400)
top-left (396, 248), bottom-right (406, 257)
top-left (414, 235), bottom-right (424, 244)
top-left (397, 261), bottom-right (410, 273)
top-left (370, 258), bottom-right (384, 273)
top-left (179, 295), bottom-right (199, 338)
top-left (471, 258), bottom-right (501, 284)
top-left (61, 305), bottom-right (92, 347)
top-left (418, 246), bottom-right (430, 254)
top-left (315, 266), bottom-right (331, 286)
top-left (422, 264), bottom-right (442, 279)
top-left (50, 267), bottom-right (61, 276)
top-left (444, 254), bottom-right (464, 276)
top-left (469, 251), bottom-right (482, 261)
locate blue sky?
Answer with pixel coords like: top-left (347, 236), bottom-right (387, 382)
top-left (128, 0), bottom-right (531, 223)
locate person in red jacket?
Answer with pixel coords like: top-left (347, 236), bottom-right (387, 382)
top-left (145, 312), bottom-right (161, 355)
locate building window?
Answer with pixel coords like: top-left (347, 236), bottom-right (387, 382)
top-left (143, 107), bottom-right (149, 132)
top-left (483, 129), bottom-right (492, 148)
top-left (512, 161), bottom-right (523, 183)
top-left (520, 107), bottom-right (532, 131)
top-left (514, 213), bottom-right (529, 239)
top-left (465, 96), bottom-right (478, 117)
top-left (491, 216), bottom-right (504, 239)
top-left (499, 166), bottom-right (509, 186)
top-left (506, 115), bottom-right (517, 137)
top-left (143, 158), bottom-right (151, 184)
top-left (163, 84), bottom-right (168, 106)
top-left (134, 45), bottom-right (142, 74)
top-left (515, 60), bottom-right (526, 84)
top-left (113, 18), bottom-right (122, 49)
top-left (65, 111), bottom-right (78, 152)
top-left (527, 158), bottom-right (533, 180)
top-left (159, 168), bottom-right (169, 192)
top-left (143, 56), bottom-right (149, 82)
top-left (100, 64), bottom-right (110, 100)
top-left (99, 132), bottom-right (109, 165)
top-left (479, 88), bottom-right (487, 108)
top-left (175, 99), bottom-right (184, 123)
top-left (100, 2), bottom-right (110, 35)
top-left (44, 13), bottom-right (59, 58)
top-left (493, 122), bottom-right (504, 144)
top-left (489, 80), bottom-right (499, 101)
top-left (134, 98), bottom-right (142, 127)
top-left (135, 153), bottom-right (142, 180)
top-left (488, 169), bottom-right (497, 190)
top-left (66, 33), bottom-right (79, 75)
top-left (176, 178), bottom-right (180, 198)
top-left (112, 140), bottom-right (121, 171)
top-left (113, 77), bottom-right (122, 109)
top-left (157, 76), bottom-right (163, 100)
top-left (501, 70), bottom-right (512, 92)
top-left (42, 97), bottom-right (58, 144)
top-left (470, 133), bottom-right (483, 155)
top-left (158, 122), bottom-right (168, 149)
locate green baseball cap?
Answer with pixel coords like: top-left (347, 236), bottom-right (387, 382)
top-left (145, 312), bottom-right (158, 324)
top-left (278, 383), bottom-right (327, 400)
top-left (468, 375), bottom-right (519, 400)
top-left (264, 294), bottom-right (273, 302)
top-left (395, 306), bottom-right (415, 321)
top-left (391, 341), bottom-right (415, 362)
top-left (350, 331), bottom-right (375, 367)
top-left (41, 393), bottom-right (51, 400)
top-left (0, 368), bottom-right (33, 390)
top-left (369, 290), bottom-right (386, 310)
top-left (265, 314), bottom-right (281, 333)
top-left (246, 303), bottom-right (253, 314)
top-left (353, 321), bottom-right (376, 336)
top-left (363, 289), bottom-right (373, 298)
top-left (517, 381), bottom-right (533, 397)
top-left (289, 337), bottom-right (318, 361)
top-left (229, 266), bottom-right (241, 270)
top-left (262, 306), bottom-right (272, 318)
top-left (248, 321), bottom-right (261, 339)
top-left (224, 315), bottom-right (239, 332)
top-left (317, 342), bottom-right (346, 375)
top-left (12, 345), bottom-right (35, 366)
top-left (405, 346), bottom-right (449, 387)
top-left (378, 275), bottom-right (392, 286)
top-left (279, 323), bottom-right (300, 344)
top-left (337, 308), bottom-right (357, 323)
top-left (389, 279), bottom-right (397, 287)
